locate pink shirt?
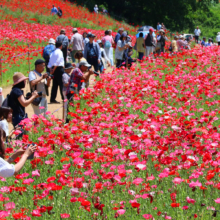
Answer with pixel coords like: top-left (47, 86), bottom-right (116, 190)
top-left (102, 36), bottom-right (114, 46)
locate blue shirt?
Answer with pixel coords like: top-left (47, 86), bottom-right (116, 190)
top-left (51, 7), bottom-right (58, 14)
top-left (115, 33), bottom-right (121, 44)
top-left (88, 44), bottom-right (96, 57)
top-left (201, 40), bottom-right (207, 46)
top-left (157, 24), bottom-right (162, 30)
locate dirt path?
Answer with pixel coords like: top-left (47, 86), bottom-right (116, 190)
top-left (2, 67), bottom-right (112, 131)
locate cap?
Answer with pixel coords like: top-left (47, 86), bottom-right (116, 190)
top-left (65, 63), bottom-right (74, 69)
top-left (79, 61), bottom-right (91, 68)
top-left (72, 28), bottom-right (78, 32)
top-left (96, 40), bottom-right (102, 44)
top-left (149, 28), bottom-right (154, 32)
top-left (48, 38), bottom-right (55, 44)
top-left (89, 34), bottom-right (96, 38)
top-left (35, 59), bottom-right (45, 66)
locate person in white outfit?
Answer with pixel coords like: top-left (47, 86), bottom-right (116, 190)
top-left (194, 26), bottom-right (201, 43)
top-left (216, 32), bottom-right (220, 46)
top-left (97, 40), bottom-right (110, 73)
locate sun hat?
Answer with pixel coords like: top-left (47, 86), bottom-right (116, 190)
top-left (96, 40), bottom-right (102, 44)
top-left (79, 61), bottom-right (91, 68)
top-left (127, 42), bottom-right (133, 47)
top-left (179, 35), bottom-right (184, 39)
top-left (149, 28), bottom-right (154, 32)
top-left (121, 33), bottom-right (127, 38)
top-left (72, 28), bottom-right (78, 32)
top-left (174, 35), bottom-right (179, 39)
top-left (159, 29), bottom-right (165, 33)
top-left (34, 59), bottom-right (45, 66)
top-left (13, 72), bottom-right (28, 86)
top-left (65, 63), bottom-right (74, 69)
top-left (48, 38), bottom-right (55, 45)
top-left (218, 32), bottom-right (220, 35)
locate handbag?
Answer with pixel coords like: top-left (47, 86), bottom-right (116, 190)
top-left (27, 71), bottom-right (42, 106)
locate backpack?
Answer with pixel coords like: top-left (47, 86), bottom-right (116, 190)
top-left (2, 94), bottom-right (10, 108)
top-left (104, 40), bottom-right (111, 48)
top-left (43, 45), bottom-right (55, 60)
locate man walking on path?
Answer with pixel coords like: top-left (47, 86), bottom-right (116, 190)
top-left (43, 38), bottom-right (56, 73)
top-left (144, 28), bottom-right (155, 57)
top-left (194, 26), bottom-right (201, 43)
top-left (48, 41), bottom-right (65, 104)
top-left (29, 59), bottom-right (51, 115)
top-left (84, 34), bottom-right (101, 72)
top-left (56, 29), bottom-right (69, 65)
top-left (51, 5), bottom-right (58, 15)
top-left (70, 28), bottom-right (84, 63)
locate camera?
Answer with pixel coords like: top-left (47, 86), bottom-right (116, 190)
top-left (27, 143), bottom-right (35, 160)
top-left (46, 73), bottom-right (54, 79)
top-left (93, 71), bottom-right (100, 76)
top-left (38, 92), bottom-right (42, 96)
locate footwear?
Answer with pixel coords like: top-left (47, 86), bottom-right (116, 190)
top-left (50, 100), bottom-right (60, 104)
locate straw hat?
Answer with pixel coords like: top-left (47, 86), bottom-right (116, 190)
top-left (13, 72), bottom-right (28, 86)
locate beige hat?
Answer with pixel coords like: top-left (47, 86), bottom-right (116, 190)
top-left (13, 72), bottom-right (28, 86)
top-left (159, 29), bottom-right (165, 33)
top-left (72, 28), bottom-right (78, 32)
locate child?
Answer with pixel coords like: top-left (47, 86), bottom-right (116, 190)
top-left (0, 107), bottom-right (13, 141)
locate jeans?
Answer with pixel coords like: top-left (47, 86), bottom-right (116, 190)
top-left (138, 52), bottom-right (144, 60)
top-left (99, 64), bottom-right (104, 73)
top-left (87, 57), bottom-right (99, 71)
top-left (50, 67), bottom-right (64, 102)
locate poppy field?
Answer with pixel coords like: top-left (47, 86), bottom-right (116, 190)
top-left (1, 45), bottom-right (220, 219)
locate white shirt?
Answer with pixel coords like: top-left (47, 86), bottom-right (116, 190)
top-left (0, 157), bottom-right (15, 177)
top-left (194, 29), bottom-right (201, 36)
top-left (0, 120), bottom-right (9, 136)
top-left (48, 48), bottom-right (64, 68)
top-left (216, 35), bottom-right (220, 42)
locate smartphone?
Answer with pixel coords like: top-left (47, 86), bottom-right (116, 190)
top-left (27, 143), bottom-right (35, 160)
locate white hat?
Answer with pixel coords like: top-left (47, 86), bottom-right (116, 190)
top-left (179, 35), bottom-right (184, 39)
top-left (72, 28), bottom-right (78, 32)
top-left (218, 32), bottom-right (220, 35)
top-left (48, 38), bottom-right (55, 45)
top-left (96, 40), bottom-right (102, 44)
top-left (79, 61), bottom-right (91, 68)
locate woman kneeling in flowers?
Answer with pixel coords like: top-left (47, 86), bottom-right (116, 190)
top-left (0, 128), bottom-right (36, 177)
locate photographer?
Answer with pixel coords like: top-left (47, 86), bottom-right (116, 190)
top-left (0, 128), bottom-right (37, 178)
top-left (10, 72), bottom-right (39, 127)
top-left (65, 61), bottom-right (94, 123)
top-left (29, 59), bottom-right (51, 115)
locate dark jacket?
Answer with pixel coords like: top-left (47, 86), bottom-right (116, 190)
top-left (84, 42), bottom-right (101, 61)
top-left (145, 34), bottom-right (154, 46)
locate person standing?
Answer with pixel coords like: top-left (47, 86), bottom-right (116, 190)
top-left (216, 32), bottom-right (220, 46)
top-left (48, 41), bottom-right (65, 104)
top-left (56, 29), bottom-right (69, 65)
top-left (29, 59), bottom-right (51, 115)
top-left (115, 33), bottom-right (128, 67)
top-left (62, 63), bottom-right (72, 120)
top-left (43, 38), bottom-right (56, 73)
top-left (157, 22), bottom-right (161, 31)
top-left (51, 5), bottom-right (58, 15)
top-left (97, 40), bottom-right (110, 73)
top-left (102, 30), bottom-right (114, 66)
top-left (84, 34), bottom-right (101, 72)
top-left (94, 5), bottom-right (98, 13)
top-left (171, 36), bottom-right (178, 53)
top-left (144, 28), bottom-right (155, 57)
top-left (57, 7), bottom-right (62, 18)
top-left (136, 32), bottom-right (145, 61)
top-left (10, 73), bottom-right (38, 127)
top-left (194, 26), bottom-right (201, 43)
top-left (157, 29), bottom-right (167, 54)
top-left (0, 88), bottom-right (4, 107)
top-left (70, 28), bottom-right (84, 63)
top-left (115, 28), bottom-right (124, 45)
